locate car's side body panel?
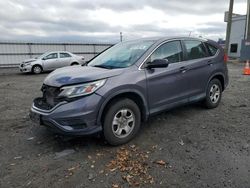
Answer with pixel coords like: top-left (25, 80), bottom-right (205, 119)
top-left (20, 51), bottom-right (85, 73)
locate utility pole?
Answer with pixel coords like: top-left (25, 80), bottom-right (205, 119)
top-left (225, 0), bottom-right (234, 55)
top-left (246, 0), bottom-right (250, 40)
top-left (120, 32), bottom-right (123, 42)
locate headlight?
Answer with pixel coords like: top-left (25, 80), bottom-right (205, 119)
top-left (58, 79), bottom-right (106, 98)
top-left (24, 62), bottom-right (31, 66)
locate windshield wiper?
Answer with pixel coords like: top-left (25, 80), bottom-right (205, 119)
top-left (92, 65), bottom-right (113, 69)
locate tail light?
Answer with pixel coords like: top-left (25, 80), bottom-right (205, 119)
top-left (224, 54), bottom-right (228, 63)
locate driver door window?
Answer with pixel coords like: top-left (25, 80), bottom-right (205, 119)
top-left (150, 41), bottom-right (183, 63)
top-left (44, 53), bottom-right (58, 60)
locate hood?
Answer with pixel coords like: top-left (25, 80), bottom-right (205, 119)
top-left (23, 58), bottom-right (37, 63)
top-left (44, 66), bottom-right (124, 87)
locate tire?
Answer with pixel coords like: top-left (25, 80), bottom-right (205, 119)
top-left (204, 78), bottom-right (222, 109)
top-left (32, 65), bottom-right (42, 74)
top-left (103, 98), bottom-right (141, 145)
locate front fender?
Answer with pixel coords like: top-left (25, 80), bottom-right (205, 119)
top-left (31, 60), bottom-right (43, 68)
top-left (96, 87), bottom-right (149, 126)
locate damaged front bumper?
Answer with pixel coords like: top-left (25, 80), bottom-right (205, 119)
top-left (30, 94), bottom-right (103, 136)
top-left (19, 64), bottom-right (32, 73)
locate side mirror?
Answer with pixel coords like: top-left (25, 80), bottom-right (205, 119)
top-left (146, 59), bottom-right (169, 69)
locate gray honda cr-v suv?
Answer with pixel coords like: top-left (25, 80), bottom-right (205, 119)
top-left (30, 37), bottom-right (228, 145)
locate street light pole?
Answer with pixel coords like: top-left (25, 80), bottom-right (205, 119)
top-left (225, 0), bottom-right (234, 55)
top-left (120, 32), bottom-right (123, 42)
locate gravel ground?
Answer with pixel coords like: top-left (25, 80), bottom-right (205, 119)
top-left (0, 63), bottom-right (249, 188)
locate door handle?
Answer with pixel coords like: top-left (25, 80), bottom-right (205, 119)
top-left (179, 66), bottom-right (187, 73)
top-left (207, 60), bottom-right (213, 66)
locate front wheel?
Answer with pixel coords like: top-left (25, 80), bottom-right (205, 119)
top-left (204, 78), bottom-right (222, 109)
top-left (103, 98), bottom-right (141, 145)
top-left (32, 65), bottom-right (42, 74)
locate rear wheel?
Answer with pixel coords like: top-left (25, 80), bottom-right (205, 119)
top-left (103, 98), bottom-right (141, 145)
top-left (32, 65), bottom-right (42, 74)
top-left (204, 78), bottom-right (222, 109)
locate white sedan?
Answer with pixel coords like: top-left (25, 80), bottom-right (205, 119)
top-left (19, 51), bottom-right (85, 74)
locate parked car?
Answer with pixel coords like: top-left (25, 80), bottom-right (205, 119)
top-left (30, 37), bottom-right (228, 145)
top-left (19, 51), bottom-right (85, 74)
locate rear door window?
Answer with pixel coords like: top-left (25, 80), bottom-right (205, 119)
top-left (183, 40), bottom-right (207, 60)
top-left (150, 41), bottom-right (183, 64)
top-left (60, 53), bottom-right (72, 58)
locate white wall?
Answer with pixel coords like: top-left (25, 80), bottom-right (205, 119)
top-left (0, 42), bottom-right (112, 67)
top-left (229, 15), bottom-right (246, 58)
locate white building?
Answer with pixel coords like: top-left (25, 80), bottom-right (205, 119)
top-left (228, 14), bottom-right (246, 58)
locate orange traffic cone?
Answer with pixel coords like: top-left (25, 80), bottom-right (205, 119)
top-left (243, 60), bottom-right (250, 75)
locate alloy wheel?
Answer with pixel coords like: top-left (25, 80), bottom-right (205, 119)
top-left (33, 66), bottom-right (42, 74)
top-left (209, 84), bottom-right (220, 104)
top-left (111, 108), bottom-right (135, 138)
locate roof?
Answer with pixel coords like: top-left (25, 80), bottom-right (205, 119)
top-left (125, 36), bottom-right (209, 43)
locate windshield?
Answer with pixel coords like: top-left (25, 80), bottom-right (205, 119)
top-left (88, 40), bottom-right (154, 69)
top-left (36, 52), bottom-right (49, 59)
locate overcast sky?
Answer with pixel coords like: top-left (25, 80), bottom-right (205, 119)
top-left (0, 0), bottom-right (247, 43)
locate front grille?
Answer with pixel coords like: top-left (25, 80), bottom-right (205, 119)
top-left (42, 85), bottom-right (61, 106)
top-left (34, 85), bottom-right (62, 110)
top-left (34, 97), bottom-right (53, 110)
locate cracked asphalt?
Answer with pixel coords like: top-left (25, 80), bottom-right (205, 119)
top-left (0, 62), bottom-right (249, 188)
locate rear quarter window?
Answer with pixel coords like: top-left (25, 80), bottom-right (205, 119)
top-left (206, 43), bottom-right (218, 56)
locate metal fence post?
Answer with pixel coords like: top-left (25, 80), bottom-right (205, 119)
top-left (93, 44), bottom-right (96, 57)
top-left (28, 43), bottom-right (32, 58)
